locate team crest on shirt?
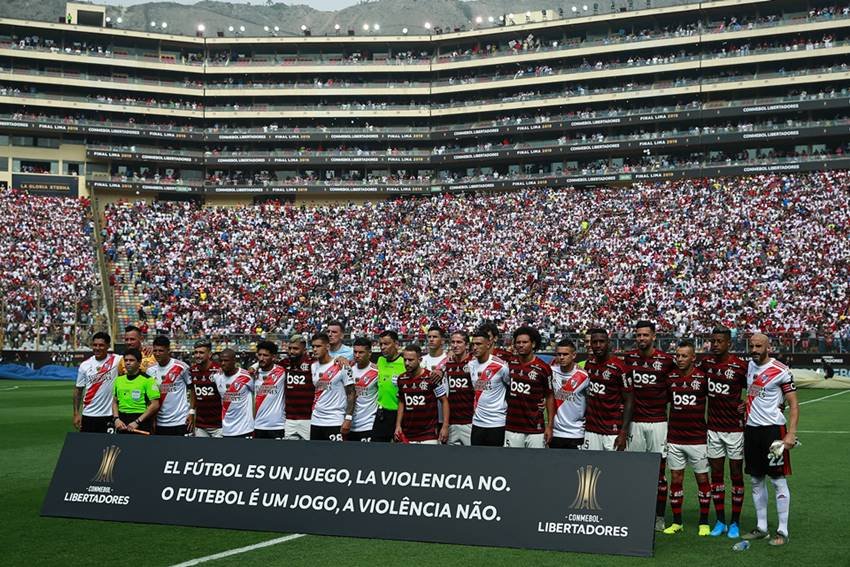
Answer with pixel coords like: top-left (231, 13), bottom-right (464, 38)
top-left (653, 360), bottom-right (664, 371)
top-left (528, 370), bottom-right (538, 381)
top-left (691, 378), bottom-right (702, 390)
top-left (419, 380), bottom-right (429, 390)
top-left (300, 363), bottom-right (310, 371)
top-left (602, 370), bottom-right (611, 380)
top-left (462, 364), bottom-right (471, 373)
top-left (725, 368), bottom-right (736, 380)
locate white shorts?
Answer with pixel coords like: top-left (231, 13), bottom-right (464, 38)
top-left (194, 427), bottom-right (222, 438)
top-left (627, 421), bottom-right (668, 457)
top-left (410, 439), bottom-right (439, 445)
top-left (504, 431), bottom-right (545, 449)
top-left (667, 443), bottom-right (709, 473)
top-left (448, 423), bottom-right (472, 446)
top-left (284, 419), bottom-right (311, 440)
top-left (707, 430), bottom-right (744, 460)
top-left (582, 432), bottom-right (617, 451)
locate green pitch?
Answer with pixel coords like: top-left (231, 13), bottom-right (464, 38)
top-left (2, 379), bottom-right (847, 566)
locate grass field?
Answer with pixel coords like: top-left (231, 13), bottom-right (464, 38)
top-left (2, 379), bottom-right (848, 567)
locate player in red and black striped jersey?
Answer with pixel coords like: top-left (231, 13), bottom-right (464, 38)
top-left (663, 340), bottom-right (712, 536)
top-left (395, 345), bottom-right (449, 444)
top-left (583, 328), bottom-right (633, 451)
top-left (190, 339), bottom-right (222, 437)
top-left (624, 320), bottom-right (675, 531)
top-left (699, 327), bottom-right (748, 538)
top-left (282, 335), bottom-right (314, 440)
top-left (505, 326), bottom-right (553, 449)
top-left (444, 331), bottom-right (474, 445)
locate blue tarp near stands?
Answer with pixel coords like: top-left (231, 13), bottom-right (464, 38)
top-left (0, 363), bottom-right (76, 381)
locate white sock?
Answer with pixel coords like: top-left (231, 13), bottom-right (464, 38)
top-left (770, 477), bottom-right (790, 536)
top-left (751, 476), bottom-right (768, 532)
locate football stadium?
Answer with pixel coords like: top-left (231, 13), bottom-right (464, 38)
top-left (1, 0), bottom-right (849, 564)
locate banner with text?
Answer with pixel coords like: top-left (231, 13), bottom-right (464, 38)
top-left (42, 434), bottom-right (659, 556)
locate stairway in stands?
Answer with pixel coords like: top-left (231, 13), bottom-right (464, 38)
top-left (111, 253), bottom-right (144, 332)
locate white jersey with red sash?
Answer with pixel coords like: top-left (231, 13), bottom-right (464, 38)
top-left (76, 353), bottom-right (121, 417)
top-left (746, 358), bottom-right (796, 427)
top-left (551, 365), bottom-right (590, 439)
top-left (254, 365), bottom-right (287, 430)
top-left (215, 369), bottom-right (255, 436)
top-left (351, 362), bottom-right (380, 433)
top-left (469, 355), bottom-right (510, 428)
top-left (311, 360), bottom-right (354, 427)
top-left (147, 358), bottom-right (192, 427)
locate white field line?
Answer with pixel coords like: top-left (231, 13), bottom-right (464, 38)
top-left (167, 534), bottom-right (307, 567)
top-left (798, 389), bottom-right (850, 405)
top-left (0, 385), bottom-right (20, 391)
top-left (796, 430), bottom-right (849, 434)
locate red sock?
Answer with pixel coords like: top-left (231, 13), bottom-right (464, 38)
top-left (657, 466), bottom-right (668, 517)
top-left (698, 481), bottom-right (712, 525)
top-left (731, 474), bottom-right (745, 523)
top-left (670, 482), bottom-right (684, 524)
top-left (711, 470), bottom-right (726, 524)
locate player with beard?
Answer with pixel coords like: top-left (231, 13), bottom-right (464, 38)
top-left (583, 328), bottom-right (633, 451)
top-left (505, 326), bottom-right (553, 448)
top-left (395, 345), bottom-right (449, 444)
top-left (254, 340), bottom-right (287, 439)
top-left (349, 337), bottom-right (379, 442)
top-left (444, 331), bottom-right (475, 445)
top-left (190, 339), bottom-right (222, 438)
top-left (624, 320), bottom-right (675, 532)
top-left (283, 335), bottom-right (314, 440)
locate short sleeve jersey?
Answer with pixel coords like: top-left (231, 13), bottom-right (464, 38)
top-left (700, 354), bottom-right (747, 432)
top-left (623, 349), bottom-right (674, 423)
top-left (283, 355), bottom-right (315, 421)
top-left (445, 356), bottom-right (475, 425)
top-left (398, 369), bottom-right (448, 442)
top-left (311, 360), bottom-right (355, 427)
top-left (190, 362), bottom-right (222, 429)
top-left (506, 356), bottom-right (552, 434)
top-left (469, 355), bottom-right (511, 428)
top-left (113, 374), bottom-right (160, 414)
top-left (667, 368), bottom-right (708, 445)
top-left (214, 369), bottom-right (255, 436)
top-left (550, 365), bottom-right (590, 439)
top-left (254, 364), bottom-right (287, 430)
top-left (76, 353), bottom-right (122, 417)
top-left (584, 355), bottom-right (632, 435)
top-left (146, 358), bottom-right (192, 427)
top-left (746, 358), bottom-right (796, 427)
top-left (376, 354), bottom-right (406, 410)
top-left (351, 363), bottom-right (380, 433)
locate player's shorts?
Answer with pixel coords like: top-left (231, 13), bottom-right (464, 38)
top-left (448, 423), bottom-right (472, 446)
top-left (347, 430), bottom-right (372, 442)
top-left (627, 421), bottom-right (668, 457)
top-left (744, 425), bottom-right (792, 478)
top-left (284, 419), bottom-right (311, 440)
top-left (667, 443), bottom-right (709, 473)
top-left (117, 412), bottom-right (153, 434)
top-left (409, 439), bottom-right (439, 445)
top-left (194, 427), bottom-right (222, 438)
top-left (582, 432), bottom-right (617, 451)
top-left (504, 431), bottom-right (545, 449)
top-left (471, 425), bottom-right (505, 447)
top-left (310, 425), bottom-right (343, 442)
top-left (81, 415), bottom-right (115, 434)
top-left (707, 430), bottom-right (744, 460)
top-left (549, 436), bottom-right (584, 449)
top-left (254, 428), bottom-right (286, 439)
top-left (156, 424), bottom-right (187, 436)
top-left (371, 408), bottom-right (398, 443)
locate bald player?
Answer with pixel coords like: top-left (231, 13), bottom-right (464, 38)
top-left (740, 333), bottom-right (799, 546)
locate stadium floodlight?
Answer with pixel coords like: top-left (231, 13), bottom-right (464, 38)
top-left (424, 21), bottom-right (431, 29)
top-left (228, 25), bottom-right (235, 32)
top-left (362, 23), bottom-right (369, 31)
top-left (582, 4), bottom-right (588, 10)
top-left (274, 25), bottom-right (280, 32)
top-left (475, 16), bottom-right (483, 24)
top-left (150, 21), bottom-right (157, 28)
top-left (239, 25), bottom-right (245, 32)
top-left (264, 25), bottom-right (270, 31)
top-left (300, 24), bottom-right (307, 31)
top-left (161, 22), bottom-right (167, 29)
top-left (197, 23), bottom-right (206, 32)
top-left (526, 11), bottom-right (532, 16)
top-left (334, 23), bottom-right (341, 31)
top-left (373, 23), bottom-right (380, 31)
top-left (402, 27), bottom-right (408, 34)
top-left (571, 6), bottom-right (578, 12)
top-left (488, 16), bottom-right (494, 23)
top-left (116, 17), bottom-right (122, 24)
top-left (105, 16), bottom-right (111, 23)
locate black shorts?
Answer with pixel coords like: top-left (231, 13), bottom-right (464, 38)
top-left (81, 415), bottom-right (114, 434)
top-left (254, 428), bottom-right (285, 439)
top-left (371, 408), bottom-right (397, 443)
top-left (118, 412), bottom-right (153, 434)
top-left (549, 436), bottom-right (584, 449)
top-left (347, 430), bottom-right (373, 442)
top-left (744, 425), bottom-right (792, 478)
top-left (311, 425), bottom-right (343, 442)
top-left (471, 425), bottom-right (505, 447)
top-left (156, 424), bottom-right (187, 436)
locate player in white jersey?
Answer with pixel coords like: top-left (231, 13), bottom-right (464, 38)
top-left (74, 332), bottom-right (122, 433)
top-left (349, 337), bottom-right (379, 442)
top-left (548, 339), bottom-right (589, 449)
top-left (253, 340), bottom-right (286, 439)
top-left (214, 349), bottom-right (255, 438)
top-left (147, 335), bottom-right (194, 435)
top-left (310, 333), bottom-right (356, 441)
top-left (469, 327), bottom-right (511, 446)
top-left (740, 334), bottom-right (799, 547)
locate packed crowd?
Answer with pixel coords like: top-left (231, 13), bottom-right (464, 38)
top-left (0, 189), bottom-right (98, 349)
top-left (102, 172), bottom-right (850, 343)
